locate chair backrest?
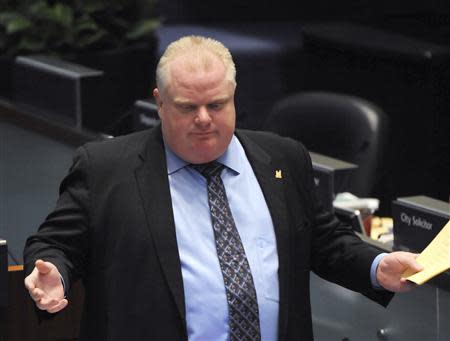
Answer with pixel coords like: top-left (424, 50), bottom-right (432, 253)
top-left (263, 91), bottom-right (389, 197)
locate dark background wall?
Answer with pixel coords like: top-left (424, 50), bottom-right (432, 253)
top-left (156, 0), bottom-right (450, 211)
top-left (156, 0), bottom-right (450, 24)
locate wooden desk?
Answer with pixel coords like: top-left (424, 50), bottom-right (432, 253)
top-left (1, 266), bottom-right (83, 341)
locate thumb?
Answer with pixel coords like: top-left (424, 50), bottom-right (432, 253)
top-left (405, 253), bottom-right (424, 272)
top-left (35, 259), bottom-right (53, 275)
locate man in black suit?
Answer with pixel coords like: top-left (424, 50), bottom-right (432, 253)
top-left (24, 35), bottom-right (421, 340)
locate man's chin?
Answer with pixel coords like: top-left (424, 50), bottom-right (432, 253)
top-left (190, 146), bottom-right (224, 164)
top-left (190, 154), bottom-right (219, 164)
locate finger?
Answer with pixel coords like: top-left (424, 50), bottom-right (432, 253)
top-left (24, 264), bottom-right (44, 290)
top-left (402, 254), bottom-right (424, 272)
top-left (30, 288), bottom-right (45, 301)
top-left (36, 297), bottom-right (60, 311)
top-left (36, 300), bottom-right (51, 311)
top-left (391, 252), bottom-right (423, 272)
top-left (401, 278), bottom-right (418, 292)
top-left (410, 261), bottom-right (424, 272)
top-left (412, 253), bottom-right (424, 270)
top-left (24, 274), bottom-right (36, 291)
top-left (29, 292), bottom-right (41, 302)
top-left (46, 299), bottom-right (69, 314)
top-left (35, 259), bottom-right (52, 274)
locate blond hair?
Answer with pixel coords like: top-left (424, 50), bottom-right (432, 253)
top-left (156, 35), bottom-right (236, 91)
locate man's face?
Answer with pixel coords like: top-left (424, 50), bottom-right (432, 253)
top-left (154, 55), bottom-right (236, 164)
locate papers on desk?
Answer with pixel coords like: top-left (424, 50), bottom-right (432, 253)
top-left (402, 220), bottom-right (450, 285)
top-left (334, 192), bottom-right (380, 213)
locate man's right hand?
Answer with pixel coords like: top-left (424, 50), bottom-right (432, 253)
top-left (24, 259), bottom-right (68, 313)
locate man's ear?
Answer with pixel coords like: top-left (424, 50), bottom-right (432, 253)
top-left (153, 88), bottom-right (163, 118)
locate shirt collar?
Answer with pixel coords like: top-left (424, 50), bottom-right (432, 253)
top-left (164, 135), bottom-right (244, 175)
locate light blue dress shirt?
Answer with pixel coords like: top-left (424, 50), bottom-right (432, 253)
top-left (164, 134), bottom-right (385, 340)
top-left (165, 135), bottom-right (280, 341)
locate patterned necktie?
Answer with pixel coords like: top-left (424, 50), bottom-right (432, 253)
top-left (191, 161), bottom-right (261, 341)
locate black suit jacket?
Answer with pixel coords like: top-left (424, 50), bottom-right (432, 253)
top-left (24, 126), bottom-right (392, 340)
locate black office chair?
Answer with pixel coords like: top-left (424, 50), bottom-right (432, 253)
top-left (263, 91), bottom-right (389, 197)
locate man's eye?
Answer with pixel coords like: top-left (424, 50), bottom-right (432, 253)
top-left (208, 103), bottom-right (223, 111)
top-left (179, 104), bottom-right (195, 112)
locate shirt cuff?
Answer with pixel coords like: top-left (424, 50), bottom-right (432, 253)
top-left (370, 253), bottom-right (388, 290)
top-left (60, 274), bottom-right (67, 298)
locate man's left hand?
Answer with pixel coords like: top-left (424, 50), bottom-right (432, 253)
top-left (376, 251), bottom-right (423, 292)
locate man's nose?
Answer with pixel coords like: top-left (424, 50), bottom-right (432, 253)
top-left (195, 107), bottom-right (212, 124)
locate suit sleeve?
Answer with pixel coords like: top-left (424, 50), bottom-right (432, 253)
top-left (23, 146), bottom-right (91, 294)
top-left (292, 141), bottom-right (394, 306)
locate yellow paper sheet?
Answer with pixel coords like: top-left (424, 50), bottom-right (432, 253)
top-left (402, 220), bottom-right (450, 285)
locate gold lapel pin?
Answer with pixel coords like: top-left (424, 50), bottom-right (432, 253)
top-left (275, 170), bottom-right (282, 179)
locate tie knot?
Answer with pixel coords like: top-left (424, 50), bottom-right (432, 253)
top-left (191, 161), bottom-right (224, 178)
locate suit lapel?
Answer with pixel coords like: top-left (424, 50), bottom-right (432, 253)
top-left (134, 126), bottom-right (186, 322)
top-left (236, 131), bottom-right (290, 340)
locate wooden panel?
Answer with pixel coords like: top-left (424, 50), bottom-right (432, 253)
top-left (1, 269), bottom-right (83, 341)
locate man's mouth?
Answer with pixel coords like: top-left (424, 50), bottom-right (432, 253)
top-left (192, 131), bottom-right (215, 137)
